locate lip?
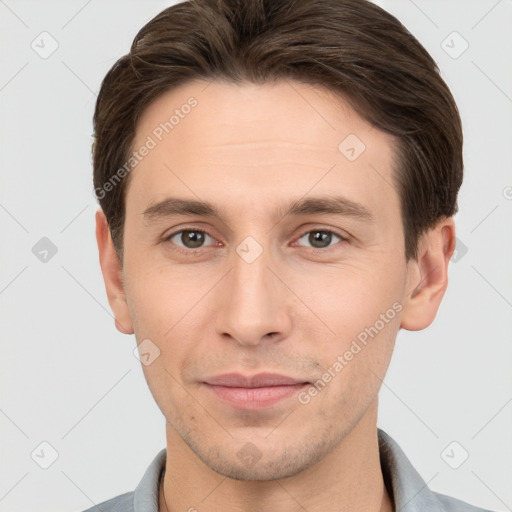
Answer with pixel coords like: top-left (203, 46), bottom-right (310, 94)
top-left (204, 372), bottom-right (307, 387)
top-left (203, 373), bottom-right (310, 410)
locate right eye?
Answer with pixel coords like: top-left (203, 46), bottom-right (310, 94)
top-left (163, 228), bottom-right (220, 253)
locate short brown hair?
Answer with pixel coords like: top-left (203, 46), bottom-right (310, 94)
top-left (92, 0), bottom-right (463, 262)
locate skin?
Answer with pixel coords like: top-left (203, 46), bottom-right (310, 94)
top-left (96, 78), bottom-right (456, 512)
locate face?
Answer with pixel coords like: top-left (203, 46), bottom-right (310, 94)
top-left (110, 79), bottom-right (419, 480)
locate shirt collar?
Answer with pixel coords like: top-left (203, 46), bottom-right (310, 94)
top-left (133, 448), bottom-right (166, 512)
top-left (378, 429), bottom-right (443, 511)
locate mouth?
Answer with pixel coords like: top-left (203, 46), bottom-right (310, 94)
top-left (202, 372), bottom-right (310, 410)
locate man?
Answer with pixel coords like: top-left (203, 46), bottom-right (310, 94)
top-left (87, 0), bottom-right (493, 510)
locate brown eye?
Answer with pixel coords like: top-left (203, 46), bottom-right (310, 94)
top-left (168, 229), bottom-right (213, 249)
top-left (296, 230), bottom-right (342, 249)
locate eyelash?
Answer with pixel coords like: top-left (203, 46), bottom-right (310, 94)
top-left (162, 226), bottom-right (348, 255)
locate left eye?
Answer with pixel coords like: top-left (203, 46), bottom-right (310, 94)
top-left (167, 229), bottom-right (216, 249)
top-left (296, 230), bottom-right (343, 249)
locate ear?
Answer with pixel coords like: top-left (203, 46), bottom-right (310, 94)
top-left (400, 217), bottom-right (456, 331)
top-left (95, 208), bottom-right (134, 335)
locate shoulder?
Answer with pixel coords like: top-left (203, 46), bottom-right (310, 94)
top-left (78, 448), bottom-right (165, 512)
top-left (433, 490), bottom-right (495, 512)
top-left (80, 491), bottom-right (134, 512)
top-left (377, 429), bottom-right (498, 512)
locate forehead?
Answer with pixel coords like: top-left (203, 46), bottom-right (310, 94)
top-left (126, 78), bottom-right (399, 221)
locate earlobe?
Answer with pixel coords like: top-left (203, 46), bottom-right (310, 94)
top-left (400, 217), bottom-right (456, 331)
top-left (95, 208), bottom-right (134, 335)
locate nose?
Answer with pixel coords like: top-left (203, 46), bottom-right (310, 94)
top-left (215, 241), bottom-right (292, 347)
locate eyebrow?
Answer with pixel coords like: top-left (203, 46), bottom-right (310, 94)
top-left (142, 195), bottom-right (373, 224)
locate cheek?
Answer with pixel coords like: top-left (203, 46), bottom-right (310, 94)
top-left (287, 258), bottom-right (404, 395)
top-left (139, 356), bottom-right (199, 435)
top-left (288, 256), bottom-right (406, 337)
top-left (124, 255), bottom-right (213, 339)
top-left (297, 291), bottom-right (400, 422)
top-left (124, 260), bottom-right (219, 401)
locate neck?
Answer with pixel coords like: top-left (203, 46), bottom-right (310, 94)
top-left (159, 400), bottom-right (393, 512)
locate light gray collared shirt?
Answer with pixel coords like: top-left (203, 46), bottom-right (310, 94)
top-left (82, 429), bottom-right (494, 512)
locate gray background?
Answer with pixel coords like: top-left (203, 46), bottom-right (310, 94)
top-left (1, 0), bottom-right (511, 511)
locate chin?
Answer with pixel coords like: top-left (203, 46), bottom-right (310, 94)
top-left (196, 437), bottom-right (335, 482)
